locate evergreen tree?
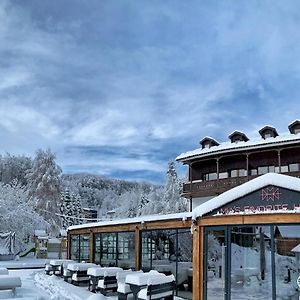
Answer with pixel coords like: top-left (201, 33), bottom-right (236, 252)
top-left (162, 161), bottom-right (187, 214)
top-left (59, 190), bottom-right (83, 228)
top-left (26, 149), bottom-right (62, 228)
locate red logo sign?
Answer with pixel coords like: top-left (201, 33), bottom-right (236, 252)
top-left (261, 187), bottom-right (281, 201)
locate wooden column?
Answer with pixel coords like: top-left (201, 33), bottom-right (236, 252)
top-left (246, 153), bottom-right (249, 179)
top-left (67, 234), bottom-right (71, 259)
top-left (189, 163), bottom-right (192, 183)
top-left (216, 158), bottom-right (219, 188)
top-left (278, 150), bottom-right (281, 172)
top-left (189, 163), bottom-right (193, 211)
top-left (89, 231), bottom-right (94, 263)
top-left (135, 226), bottom-right (141, 270)
top-left (193, 222), bottom-right (203, 300)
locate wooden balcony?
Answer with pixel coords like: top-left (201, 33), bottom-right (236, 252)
top-left (182, 172), bottom-right (300, 198)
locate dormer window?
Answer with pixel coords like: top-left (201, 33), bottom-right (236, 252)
top-left (259, 126), bottom-right (278, 140)
top-left (288, 120), bottom-right (300, 134)
top-left (200, 137), bottom-right (220, 149)
top-left (228, 131), bottom-right (249, 143)
top-left (264, 133), bottom-right (272, 139)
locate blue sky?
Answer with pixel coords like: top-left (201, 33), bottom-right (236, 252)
top-left (1, 0), bottom-right (300, 184)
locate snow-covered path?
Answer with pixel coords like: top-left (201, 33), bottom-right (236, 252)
top-left (0, 269), bottom-right (51, 300)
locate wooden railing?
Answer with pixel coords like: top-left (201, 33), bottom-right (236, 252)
top-left (182, 172), bottom-right (300, 197)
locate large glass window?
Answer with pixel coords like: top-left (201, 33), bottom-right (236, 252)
top-left (230, 226), bottom-right (272, 300)
top-left (94, 233), bottom-right (101, 264)
top-left (93, 232), bottom-right (135, 268)
top-left (70, 234), bottom-right (89, 262)
top-left (79, 234), bottom-right (90, 261)
top-left (117, 232), bottom-right (135, 269)
top-left (70, 234), bottom-right (80, 261)
top-left (274, 225), bottom-right (300, 300)
top-left (141, 229), bottom-right (193, 299)
top-left (204, 228), bottom-right (227, 300)
top-left (101, 233), bottom-right (117, 266)
top-left (204, 224), bottom-right (300, 300)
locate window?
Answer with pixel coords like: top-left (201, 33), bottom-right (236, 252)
top-left (80, 234), bottom-right (90, 261)
top-left (281, 165), bottom-right (288, 173)
top-left (250, 169), bottom-right (257, 176)
top-left (289, 163), bottom-right (299, 172)
top-left (230, 169), bottom-right (246, 178)
top-left (219, 172), bottom-right (228, 179)
top-left (70, 234), bottom-right (89, 262)
top-left (264, 133), bottom-right (272, 138)
top-left (70, 235), bottom-right (80, 261)
top-left (142, 235), bottom-right (155, 260)
top-left (258, 165), bottom-right (275, 175)
top-left (101, 233), bottom-right (117, 264)
top-left (118, 232), bottom-right (135, 261)
top-left (294, 128), bottom-right (300, 134)
top-left (203, 173), bottom-right (217, 181)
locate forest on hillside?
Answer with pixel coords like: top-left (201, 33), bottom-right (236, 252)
top-left (0, 149), bottom-right (187, 249)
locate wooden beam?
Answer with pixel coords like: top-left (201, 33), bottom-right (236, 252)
top-left (68, 219), bottom-right (192, 235)
top-left (192, 223), bottom-right (201, 300)
top-left (89, 231), bottom-right (94, 263)
top-left (135, 226), bottom-right (141, 270)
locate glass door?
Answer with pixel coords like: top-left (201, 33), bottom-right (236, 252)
top-left (204, 227), bottom-right (229, 300)
top-left (230, 226), bottom-right (272, 300)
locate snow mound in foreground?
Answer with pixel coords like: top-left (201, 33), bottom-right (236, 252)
top-left (87, 294), bottom-right (108, 300)
top-left (34, 272), bottom-right (93, 300)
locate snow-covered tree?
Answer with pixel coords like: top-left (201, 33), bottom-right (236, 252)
top-left (59, 190), bottom-right (83, 229)
top-left (0, 180), bottom-right (48, 250)
top-left (141, 186), bottom-right (164, 215)
top-left (26, 149), bottom-right (62, 229)
top-left (161, 161), bottom-right (187, 214)
top-left (116, 190), bottom-right (142, 218)
top-left (0, 153), bottom-right (32, 186)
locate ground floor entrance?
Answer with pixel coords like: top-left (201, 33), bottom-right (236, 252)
top-left (203, 223), bottom-right (300, 300)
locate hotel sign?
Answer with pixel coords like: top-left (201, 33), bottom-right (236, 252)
top-left (208, 185), bottom-right (300, 216)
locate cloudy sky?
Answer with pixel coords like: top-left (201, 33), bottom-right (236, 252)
top-left (1, 0), bottom-right (300, 183)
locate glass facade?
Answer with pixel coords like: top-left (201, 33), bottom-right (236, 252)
top-left (93, 232), bottom-right (135, 268)
top-left (141, 228), bottom-right (193, 299)
top-left (70, 234), bottom-right (89, 261)
top-left (204, 224), bottom-right (300, 300)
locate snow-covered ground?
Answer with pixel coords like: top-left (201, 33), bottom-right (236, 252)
top-left (0, 258), bottom-right (184, 300)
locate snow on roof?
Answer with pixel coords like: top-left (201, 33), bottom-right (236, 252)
top-left (68, 212), bottom-right (192, 231)
top-left (34, 230), bottom-right (47, 237)
top-left (177, 132), bottom-right (300, 162)
top-left (291, 244), bottom-right (300, 253)
top-left (277, 226), bottom-right (300, 238)
top-left (60, 230), bottom-right (67, 237)
top-left (192, 173), bottom-right (300, 219)
top-left (228, 130), bottom-right (247, 137)
top-left (288, 119), bottom-right (300, 127)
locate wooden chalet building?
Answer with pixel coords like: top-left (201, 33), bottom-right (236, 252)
top-left (176, 120), bottom-right (300, 210)
top-left (67, 121), bottom-right (300, 300)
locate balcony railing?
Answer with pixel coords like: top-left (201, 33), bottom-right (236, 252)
top-left (182, 171), bottom-right (300, 197)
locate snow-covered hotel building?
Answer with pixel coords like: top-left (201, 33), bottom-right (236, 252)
top-left (68, 122), bottom-right (300, 300)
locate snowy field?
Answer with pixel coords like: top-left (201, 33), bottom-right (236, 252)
top-left (0, 258), bottom-right (184, 300)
